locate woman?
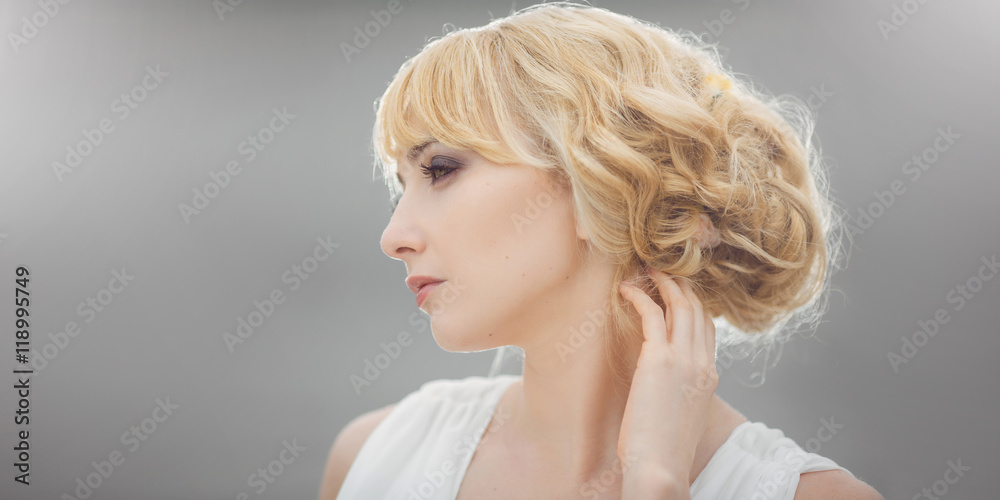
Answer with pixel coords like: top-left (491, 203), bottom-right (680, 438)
top-left (322, 3), bottom-right (883, 498)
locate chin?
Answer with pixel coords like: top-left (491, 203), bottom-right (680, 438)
top-left (422, 288), bottom-right (516, 352)
top-left (431, 330), bottom-right (495, 353)
top-left (428, 319), bottom-right (505, 353)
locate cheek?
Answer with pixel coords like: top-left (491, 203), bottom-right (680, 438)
top-left (458, 177), bottom-right (578, 299)
top-left (427, 174), bottom-right (580, 349)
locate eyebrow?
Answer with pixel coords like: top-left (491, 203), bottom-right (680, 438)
top-left (396, 139), bottom-right (438, 188)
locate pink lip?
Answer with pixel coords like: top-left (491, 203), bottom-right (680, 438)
top-left (415, 282), bottom-right (443, 308)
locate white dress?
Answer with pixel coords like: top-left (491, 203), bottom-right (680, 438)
top-left (336, 374), bottom-right (856, 499)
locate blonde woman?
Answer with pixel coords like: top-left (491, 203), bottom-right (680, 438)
top-left (322, 3), bottom-right (883, 499)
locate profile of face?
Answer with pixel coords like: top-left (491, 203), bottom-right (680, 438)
top-left (380, 140), bottom-right (594, 353)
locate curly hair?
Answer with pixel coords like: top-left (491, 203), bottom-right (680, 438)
top-left (372, 2), bottom-right (848, 384)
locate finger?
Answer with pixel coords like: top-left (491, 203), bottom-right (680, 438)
top-left (674, 279), bottom-right (718, 394)
top-left (705, 310), bottom-right (717, 363)
top-left (675, 277), bottom-right (706, 362)
top-left (646, 267), bottom-right (692, 351)
top-left (619, 282), bottom-right (668, 347)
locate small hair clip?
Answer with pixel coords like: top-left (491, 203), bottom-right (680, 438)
top-left (705, 72), bottom-right (732, 110)
top-left (705, 72), bottom-right (732, 92)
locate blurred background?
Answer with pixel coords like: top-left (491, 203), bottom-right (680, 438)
top-left (1, 0), bottom-right (998, 498)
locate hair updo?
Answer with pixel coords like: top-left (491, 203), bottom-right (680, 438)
top-left (372, 2), bottom-right (847, 381)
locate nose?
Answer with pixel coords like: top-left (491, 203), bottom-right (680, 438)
top-left (380, 193), bottom-right (425, 261)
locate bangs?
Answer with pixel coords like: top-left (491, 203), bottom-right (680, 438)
top-left (371, 29), bottom-right (539, 198)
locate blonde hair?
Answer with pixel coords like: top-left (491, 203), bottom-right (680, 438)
top-left (372, 2), bottom-right (847, 384)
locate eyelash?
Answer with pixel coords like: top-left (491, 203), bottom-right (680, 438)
top-left (421, 163), bottom-right (457, 184)
top-left (389, 161), bottom-right (459, 212)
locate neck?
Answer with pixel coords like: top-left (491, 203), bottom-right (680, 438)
top-left (499, 283), bottom-right (643, 488)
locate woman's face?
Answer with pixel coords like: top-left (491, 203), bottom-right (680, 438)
top-left (380, 140), bottom-right (590, 352)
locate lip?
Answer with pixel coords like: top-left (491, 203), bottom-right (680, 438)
top-left (405, 275), bottom-right (445, 295)
top-left (405, 275), bottom-right (446, 308)
top-left (415, 281), bottom-right (443, 308)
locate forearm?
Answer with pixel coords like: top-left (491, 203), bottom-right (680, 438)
top-left (621, 464), bottom-right (690, 500)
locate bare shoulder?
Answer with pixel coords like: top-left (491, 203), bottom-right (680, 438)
top-left (317, 403), bottom-right (397, 500)
top-left (794, 469), bottom-right (885, 500)
top-left (715, 395), bottom-right (885, 500)
top-left (709, 397), bottom-right (884, 499)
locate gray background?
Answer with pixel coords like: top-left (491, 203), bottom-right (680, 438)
top-left (1, 0), bottom-right (998, 498)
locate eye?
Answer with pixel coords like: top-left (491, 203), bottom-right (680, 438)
top-left (420, 160), bottom-right (459, 185)
top-left (388, 158), bottom-right (460, 214)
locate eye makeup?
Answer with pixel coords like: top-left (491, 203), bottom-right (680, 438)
top-left (390, 156), bottom-right (462, 213)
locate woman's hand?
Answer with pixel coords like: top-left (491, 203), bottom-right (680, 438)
top-left (616, 266), bottom-right (718, 499)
